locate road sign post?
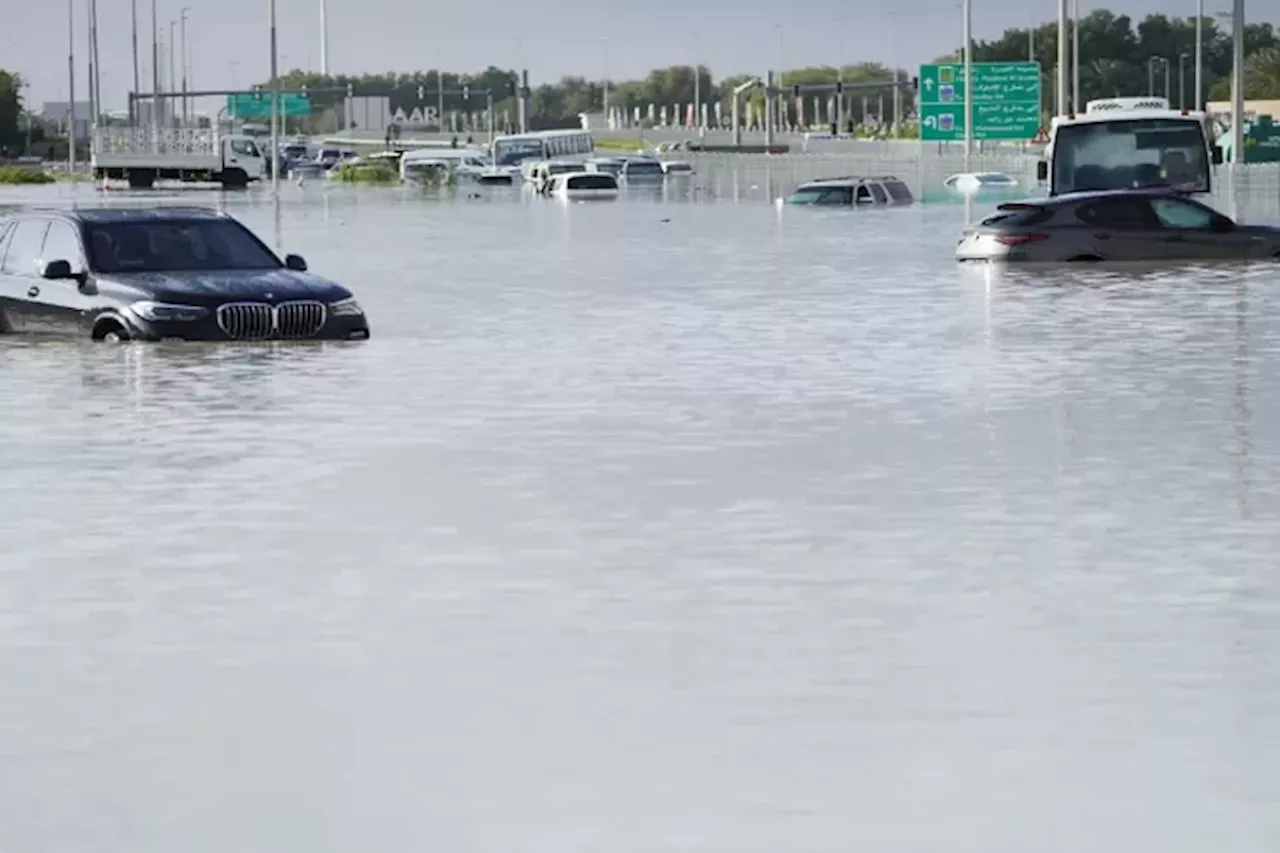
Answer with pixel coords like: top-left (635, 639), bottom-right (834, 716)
top-left (918, 61), bottom-right (1041, 142)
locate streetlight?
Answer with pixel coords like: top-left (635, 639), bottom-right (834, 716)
top-left (1179, 52), bottom-right (1190, 110)
top-left (180, 8), bottom-right (189, 124)
top-left (168, 20), bottom-right (176, 127)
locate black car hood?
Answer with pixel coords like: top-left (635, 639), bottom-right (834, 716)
top-left (100, 268), bottom-right (350, 303)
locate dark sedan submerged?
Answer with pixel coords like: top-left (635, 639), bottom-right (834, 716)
top-left (0, 207), bottom-right (369, 341)
top-left (955, 187), bottom-right (1280, 263)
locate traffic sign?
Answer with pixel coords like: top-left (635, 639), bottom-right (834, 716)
top-left (227, 92), bottom-right (312, 118)
top-left (917, 62), bottom-right (1041, 142)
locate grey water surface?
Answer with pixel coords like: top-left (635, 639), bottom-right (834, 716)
top-left (2, 182), bottom-right (1280, 853)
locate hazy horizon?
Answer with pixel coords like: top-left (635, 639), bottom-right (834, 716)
top-left (9, 0), bottom-right (1274, 111)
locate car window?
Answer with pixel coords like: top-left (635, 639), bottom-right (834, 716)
top-left (855, 185), bottom-right (873, 203)
top-left (1150, 198), bottom-right (1217, 229)
top-left (1075, 198), bottom-right (1158, 229)
top-left (883, 181), bottom-right (914, 203)
top-left (85, 219), bottom-right (282, 273)
top-left (41, 221), bottom-right (85, 268)
top-left (230, 139), bottom-right (260, 157)
top-left (810, 187), bottom-right (851, 205)
top-left (2, 219), bottom-right (50, 276)
top-left (868, 182), bottom-right (888, 203)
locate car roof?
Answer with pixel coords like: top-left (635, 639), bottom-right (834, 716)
top-left (800, 175), bottom-right (905, 187)
top-left (8, 206), bottom-right (230, 225)
top-left (1018, 187), bottom-right (1200, 207)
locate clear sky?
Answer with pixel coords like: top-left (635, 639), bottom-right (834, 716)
top-left (10, 0), bottom-right (1275, 110)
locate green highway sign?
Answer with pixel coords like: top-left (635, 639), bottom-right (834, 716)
top-left (227, 92), bottom-right (312, 118)
top-left (917, 61), bottom-right (1041, 142)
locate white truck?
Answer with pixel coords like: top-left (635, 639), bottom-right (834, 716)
top-left (91, 127), bottom-right (267, 189)
top-left (1036, 96), bottom-right (1223, 203)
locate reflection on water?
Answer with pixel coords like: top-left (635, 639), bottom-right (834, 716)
top-left (2, 183), bottom-right (1280, 853)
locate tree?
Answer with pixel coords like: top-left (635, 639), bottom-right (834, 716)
top-left (0, 71), bottom-right (23, 154)
top-left (945, 11), bottom-right (1278, 110)
top-left (1209, 45), bottom-right (1280, 99)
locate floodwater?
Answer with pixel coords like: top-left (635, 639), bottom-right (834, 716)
top-left (3, 181), bottom-right (1280, 853)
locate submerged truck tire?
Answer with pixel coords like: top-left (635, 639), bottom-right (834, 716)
top-left (216, 168), bottom-right (248, 189)
top-left (126, 169), bottom-right (156, 189)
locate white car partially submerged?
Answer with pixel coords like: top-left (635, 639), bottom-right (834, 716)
top-left (943, 171), bottom-right (1021, 196)
top-left (545, 171), bottom-right (619, 200)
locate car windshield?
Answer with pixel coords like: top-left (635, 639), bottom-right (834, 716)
top-left (567, 174), bottom-right (616, 190)
top-left (1052, 118), bottom-right (1210, 194)
top-left (494, 140), bottom-right (545, 167)
top-left (86, 220), bottom-right (282, 273)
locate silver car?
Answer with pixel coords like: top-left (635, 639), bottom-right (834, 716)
top-left (955, 188), bottom-right (1280, 263)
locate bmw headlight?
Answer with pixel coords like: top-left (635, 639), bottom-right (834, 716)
top-left (130, 301), bottom-right (208, 322)
top-left (329, 296), bottom-right (364, 317)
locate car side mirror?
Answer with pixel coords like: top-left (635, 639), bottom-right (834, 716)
top-left (1210, 215), bottom-right (1234, 233)
top-left (1211, 145), bottom-right (1224, 165)
top-left (1036, 160), bottom-right (1048, 181)
top-left (284, 253), bottom-right (308, 272)
top-left (41, 259), bottom-right (74, 280)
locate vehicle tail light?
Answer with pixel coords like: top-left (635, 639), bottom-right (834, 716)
top-left (994, 233), bottom-right (1050, 246)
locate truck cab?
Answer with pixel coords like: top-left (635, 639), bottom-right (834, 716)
top-left (1036, 97), bottom-right (1224, 205)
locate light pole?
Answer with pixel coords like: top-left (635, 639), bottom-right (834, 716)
top-left (131, 0), bottom-right (140, 123)
top-left (1195, 0), bottom-right (1203, 110)
top-left (319, 0), bottom-right (329, 75)
top-left (168, 20), bottom-right (176, 126)
top-left (601, 39), bottom-right (609, 120)
top-left (270, 0), bottom-right (280, 198)
top-left (180, 9), bottom-right (189, 124)
top-left (963, 0), bottom-right (973, 161)
top-left (1179, 52), bottom-right (1189, 110)
top-left (1164, 54), bottom-right (1171, 101)
top-left (1056, 0), bottom-right (1067, 117)
top-left (1231, 0), bottom-right (1244, 169)
top-left (150, 0), bottom-right (159, 128)
top-left (1071, 0), bottom-right (1080, 113)
top-left (67, 0), bottom-right (76, 172)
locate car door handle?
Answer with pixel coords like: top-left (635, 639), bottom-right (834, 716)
top-left (1094, 233), bottom-right (1110, 240)
top-left (27, 286), bottom-right (39, 298)
top-left (1164, 235), bottom-right (1188, 242)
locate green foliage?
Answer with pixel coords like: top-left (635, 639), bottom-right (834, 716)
top-left (944, 11), bottom-right (1279, 108)
top-left (0, 166), bottom-right (54, 185)
top-left (333, 162), bottom-right (399, 184)
top-left (0, 70), bottom-right (24, 152)
top-left (1208, 46), bottom-right (1280, 99)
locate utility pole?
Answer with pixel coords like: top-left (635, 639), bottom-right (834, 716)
top-left (1071, 0), bottom-right (1080, 112)
top-left (1056, 0), bottom-right (1067, 117)
top-left (1195, 0), bottom-right (1203, 111)
top-left (180, 9), bottom-right (189, 124)
top-left (963, 0), bottom-right (973, 162)
top-left (131, 0), bottom-right (140, 123)
top-left (319, 0), bottom-right (329, 75)
top-left (151, 0), bottom-right (159, 128)
top-left (169, 19), bottom-right (176, 126)
top-left (270, 0), bottom-right (280, 199)
top-left (86, 0), bottom-right (95, 129)
top-left (1230, 0), bottom-right (1244, 167)
top-left (68, 0), bottom-right (76, 172)
top-left (90, 0), bottom-right (100, 124)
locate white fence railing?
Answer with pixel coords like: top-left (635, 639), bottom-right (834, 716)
top-left (93, 127), bottom-right (220, 156)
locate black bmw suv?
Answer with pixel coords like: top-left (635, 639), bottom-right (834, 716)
top-left (0, 207), bottom-right (370, 342)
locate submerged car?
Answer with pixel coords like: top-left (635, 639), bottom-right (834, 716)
top-left (943, 171), bottom-right (1022, 199)
top-left (955, 187), bottom-right (1280, 263)
top-left (0, 207), bottom-right (370, 341)
top-left (786, 175), bottom-right (914, 206)
top-left (545, 171), bottom-right (619, 200)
